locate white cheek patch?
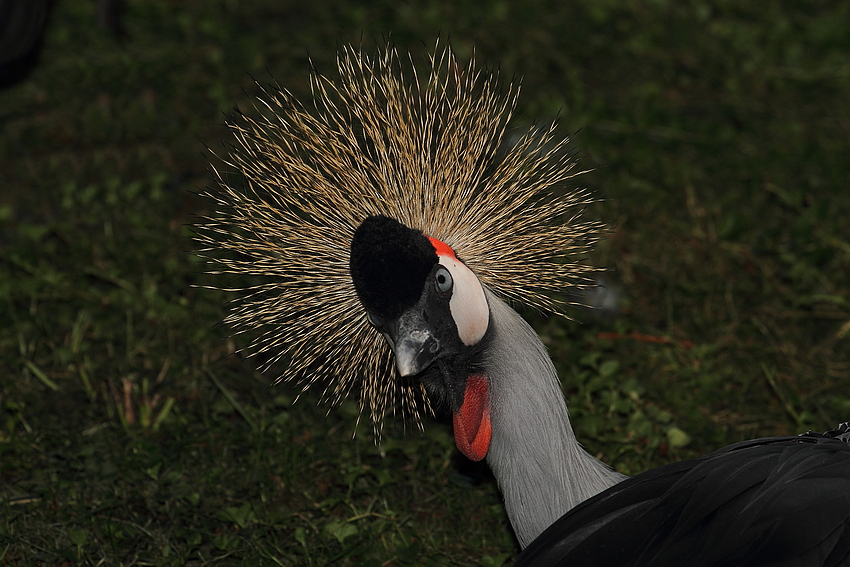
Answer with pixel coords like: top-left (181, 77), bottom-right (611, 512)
top-left (438, 256), bottom-right (489, 346)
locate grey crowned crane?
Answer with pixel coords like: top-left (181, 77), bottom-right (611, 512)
top-left (349, 214), bottom-right (850, 565)
top-left (198, 44), bottom-right (850, 564)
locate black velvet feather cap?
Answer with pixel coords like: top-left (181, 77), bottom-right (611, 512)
top-left (349, 215), bottom-right (438, 321)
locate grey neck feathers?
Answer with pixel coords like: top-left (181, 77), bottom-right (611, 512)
top-left (483, 291), bottom-right (627, 548)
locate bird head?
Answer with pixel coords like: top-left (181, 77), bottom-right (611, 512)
top-left (197, 42), bottom-right (604, 439)
top-left (350, 214), bottom-right (493, 460)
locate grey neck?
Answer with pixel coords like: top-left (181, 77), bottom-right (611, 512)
top-left (483, 292), bottom-right (626, 548)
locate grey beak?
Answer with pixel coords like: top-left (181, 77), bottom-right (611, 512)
top-left (390, 309), bottom-right (440, 377)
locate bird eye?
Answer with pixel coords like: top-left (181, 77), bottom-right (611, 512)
top-left (435, 267), bottom-right (453, 293)
top-left (366, 311), bottom-right (382, 327)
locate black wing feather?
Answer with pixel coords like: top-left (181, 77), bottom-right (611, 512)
top-left (514, 434), bottom-right (850, 567)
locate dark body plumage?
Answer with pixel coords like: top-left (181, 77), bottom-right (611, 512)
top-left (515, 427), bottom-right (850, 567)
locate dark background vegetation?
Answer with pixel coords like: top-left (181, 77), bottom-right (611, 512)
top-left (1, 1), bottom-right (848, 565)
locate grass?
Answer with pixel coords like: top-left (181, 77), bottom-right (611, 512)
top-left (1, 0), bottom-right (848, 564)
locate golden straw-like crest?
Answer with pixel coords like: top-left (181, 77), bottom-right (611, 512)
top-left (196, 43), bottom-right (604, 434)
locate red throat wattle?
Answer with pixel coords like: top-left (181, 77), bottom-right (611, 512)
top-left (453, 374), bottom-right (492, 461)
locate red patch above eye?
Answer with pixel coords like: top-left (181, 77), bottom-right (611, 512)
top-left (428, 236), bottom-right (457, 260)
